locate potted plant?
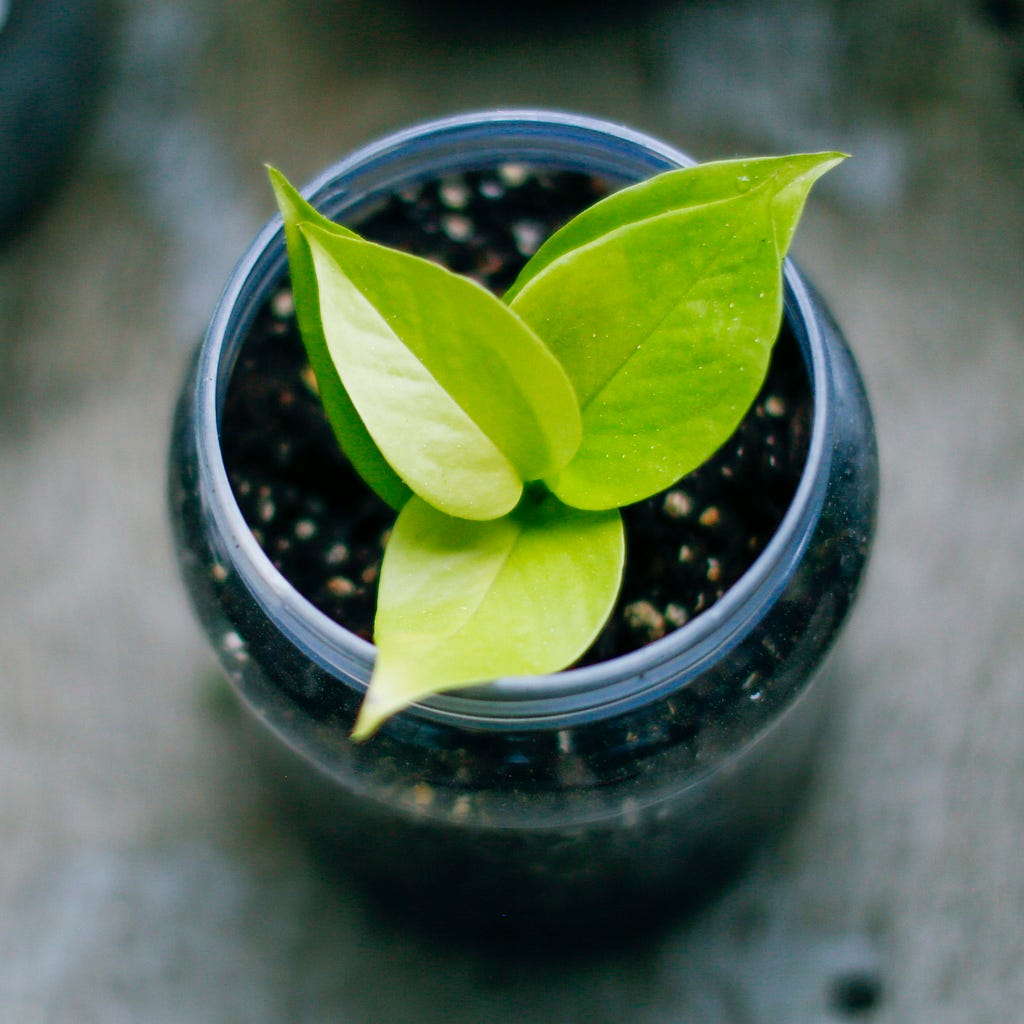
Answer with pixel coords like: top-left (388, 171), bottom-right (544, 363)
top-left (168, 110), bottom-right (878, 929)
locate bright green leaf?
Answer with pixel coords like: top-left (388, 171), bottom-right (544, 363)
top-left (504, 154), bottom-right (845, 301)
top-left (269, 167), bottom-right (411, 510)
top-left (301, 222), bottom-right (581, 520)
top-left (304, 228), bottom-right (519, 520)
top-left (509, 154), bottom-right (843, 510)
top-left (352, 493), bottom-right (625, 739)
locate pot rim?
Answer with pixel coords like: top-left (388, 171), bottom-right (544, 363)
top-left (194, 108), bottom-right (834, 728)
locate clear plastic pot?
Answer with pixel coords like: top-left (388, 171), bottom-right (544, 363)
top-left (168, 111), bottom-right (878, 929)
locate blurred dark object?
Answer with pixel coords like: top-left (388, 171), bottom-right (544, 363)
top-left (978, 0), bottom-right (1024, 104)
top-left (980, 0), bottom-right (1023, 31)
top-left (399, 0), bottom-right (669, 35)
top-left (0, 0), bottom-right (107, 243)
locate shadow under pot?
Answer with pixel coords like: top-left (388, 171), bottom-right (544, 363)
top-left (168, 110), bottom-right (878, 931)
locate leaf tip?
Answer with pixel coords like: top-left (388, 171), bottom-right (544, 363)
top-left (803, 151), bottom-right (850, 187)
top-left (268, 165), bottom-right (307, 231)
top-left (821, 151), bottom-right (850, 171)
top-left (350, 660), bottom-right (423, 741)
top-left (350, 699), bottom-right (387, 742)
top-left (266, 163), bottom-right (289, 197)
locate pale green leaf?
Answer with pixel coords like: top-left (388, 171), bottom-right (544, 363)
top-left (304, 228), bottom-right (519, 520)
top-left (504, 154), bottom-right (845, 301)
top-left (352, 493), bottom-right (624, 739)
top-left (268, 167), bottom-right (411, 510)
top-left (301, 222), bottom-right (581, 520)
top-left (509, 154), bottom-right (843, 510)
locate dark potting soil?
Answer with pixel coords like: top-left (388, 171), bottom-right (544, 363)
top-left (221, 166), bottom-right (811, 675)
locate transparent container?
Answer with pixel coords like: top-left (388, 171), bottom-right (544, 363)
top-left (168, 111), bottom-right (878, 929)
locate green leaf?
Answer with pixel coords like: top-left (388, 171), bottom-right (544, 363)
top-left (504, 154), bottom-right (845, 301)
top-left (352, 493), bottom-right (625, 739)
top-left (509, 153), bottom-right (844, 510)
top-left (269, 167), bottom-right (411, 510)
top-left (301, 222), bottom-right (581, 521)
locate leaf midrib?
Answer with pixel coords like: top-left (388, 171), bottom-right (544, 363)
top-left (577, 203), bottom-right (759, 416)
top-left (396, 516), bottom-right (525, 651)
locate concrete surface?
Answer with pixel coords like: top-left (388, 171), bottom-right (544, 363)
top-left (1, 0), bottom-right (1022, 1020)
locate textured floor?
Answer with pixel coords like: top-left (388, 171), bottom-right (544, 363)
top-left (1, 0), bottom-right (1022, 1020)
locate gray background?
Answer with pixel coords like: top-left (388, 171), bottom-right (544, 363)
top-left (2, 0), bottom-right (1022, 1020)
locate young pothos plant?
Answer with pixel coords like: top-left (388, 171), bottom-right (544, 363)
top-left (268, 151), bottom-right (844, 739)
